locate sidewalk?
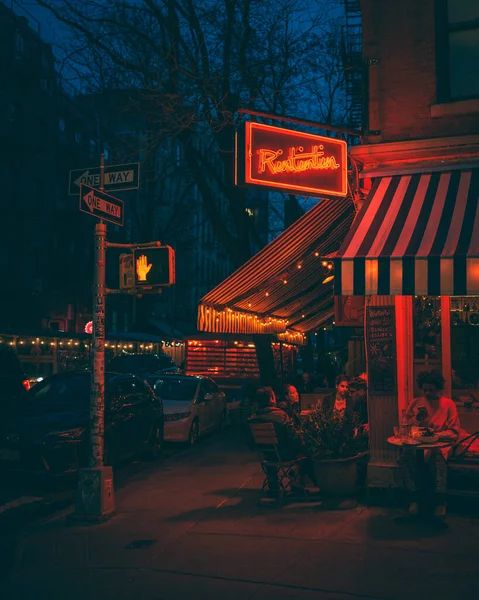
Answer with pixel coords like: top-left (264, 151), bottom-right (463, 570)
top-left (2, 429), bottom-right (479, 600)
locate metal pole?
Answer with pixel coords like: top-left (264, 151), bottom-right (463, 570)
top-left (74, 151), bottom-right (115, 521)
top-left (90, 221), bottom-right (106, 467)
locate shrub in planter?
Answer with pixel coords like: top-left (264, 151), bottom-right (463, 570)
top-left (301, 407), bottom-right (368, 497)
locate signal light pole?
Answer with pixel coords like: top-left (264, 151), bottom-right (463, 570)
top-left (74, 154), bottom-right (115, 521)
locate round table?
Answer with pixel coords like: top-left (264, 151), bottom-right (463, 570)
top-left (387, 436), bottom-right (452, 451)
top-left (388, 436), bottom-right (453, 524)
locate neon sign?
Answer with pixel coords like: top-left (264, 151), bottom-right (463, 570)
top-left (235, 122), bottom-right (347, 197)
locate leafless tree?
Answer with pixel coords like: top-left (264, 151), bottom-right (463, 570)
top-left (37, 0), bottom-right (348, 265)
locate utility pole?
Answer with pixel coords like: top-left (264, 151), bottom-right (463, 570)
top-left (74, 153), bottom-right (115, 521)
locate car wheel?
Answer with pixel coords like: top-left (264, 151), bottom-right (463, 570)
top-left (143, 422), bottom-right (164, 460)
top-left (188, 419), bottom-right (199, 445)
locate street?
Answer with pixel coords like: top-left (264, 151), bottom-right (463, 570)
top-left (2, 425), bottom-right (479, 600)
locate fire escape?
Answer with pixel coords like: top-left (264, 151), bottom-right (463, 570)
top-left (342, 1), bottom-right (363, 136)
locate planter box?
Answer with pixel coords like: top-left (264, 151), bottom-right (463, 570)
top-left (313, 452), bottom-right (367, 497)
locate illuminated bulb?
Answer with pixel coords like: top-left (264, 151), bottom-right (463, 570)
top-left (283, 279), bottom-right (288, 284)
top-left (327, 263), bottom-right (333, 270)
top-left (322, 261), bottom-right (328, 266)
top-left (297, 264), bottom-right (302, 269)
top-left (315, 252), bottom-right (319, 257)
top-left (265, 292), bottom-right (269, 297)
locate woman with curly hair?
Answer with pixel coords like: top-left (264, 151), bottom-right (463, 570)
top-left (400, 370), bottom-right (460, 518)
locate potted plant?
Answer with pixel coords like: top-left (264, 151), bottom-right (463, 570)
top-left (300, 407), bottom-right (368, 498)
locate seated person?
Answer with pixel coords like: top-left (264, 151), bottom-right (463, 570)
top-left (277, 384), bottom-right (301, 428)
top-left (249, 387), bottom-right (303, 461)
top-left (349, 377), bottom-right (369, 432)
top-left (249, 387), bottom-right (316, 492)
top-left (295, 371), bottom-right (316, 394)
top-left (321, 374), bottom-right (350, 416)
top-left (399, 370), bottom-right (460, 518)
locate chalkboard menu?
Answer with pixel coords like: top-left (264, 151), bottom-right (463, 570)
top-left (366, 306), bottom-right (397, 395)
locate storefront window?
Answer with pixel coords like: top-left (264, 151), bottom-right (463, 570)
top-left (450, 296), bottom-right (479, 399)
top-left (413, 296), bottom-right (442, 360)
top-left (413, 296), bottom-right (442, 397)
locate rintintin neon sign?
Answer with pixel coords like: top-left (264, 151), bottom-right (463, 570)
top-left (235, 122), bottom-right (347, 197)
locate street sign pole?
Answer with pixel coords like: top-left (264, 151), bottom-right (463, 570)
top-left (74, 152), bottom-right (115, 522)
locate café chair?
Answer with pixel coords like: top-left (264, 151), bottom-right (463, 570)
top-left (249, 422), bottom-right (305, 507)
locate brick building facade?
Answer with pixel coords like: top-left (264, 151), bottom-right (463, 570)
top-left (335, 0), bottom-right (479, 490)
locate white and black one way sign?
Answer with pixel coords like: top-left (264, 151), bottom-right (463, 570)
top-left (69, 162), bottom-right (140, 195)
top-left (80, 184), bottom-right (124, 227)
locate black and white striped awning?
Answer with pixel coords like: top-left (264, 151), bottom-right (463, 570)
top-left (334, 169), bottom-right (479, 296)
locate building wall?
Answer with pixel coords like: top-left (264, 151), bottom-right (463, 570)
top-left (361, 0), bottom-right (479, 144)
top-left (0, 3), bottom-right (98, 332)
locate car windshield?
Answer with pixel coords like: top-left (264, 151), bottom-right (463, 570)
top-left (26, 375), bottom-right (91, 413)
top-left (152, 377), bottom-right (199, 401)
top-left (110, 355), bottom-right (172, 373)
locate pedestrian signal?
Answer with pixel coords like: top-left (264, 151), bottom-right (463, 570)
top-left (132, 246), bottom-right (175, 287)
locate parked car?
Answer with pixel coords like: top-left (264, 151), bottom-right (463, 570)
top-left (146, 374), bottom-right (226, 444)
top-left (0, 345), bottom-right (30, 416)
top-left (108, 353), bottom-right (180, 376)
top-left (0, 371), bottom-right (164, 474)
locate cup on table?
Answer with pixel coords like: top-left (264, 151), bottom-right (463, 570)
top-left (410, 426), bottom-right (420, 438)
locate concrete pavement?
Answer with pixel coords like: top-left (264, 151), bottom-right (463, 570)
top-left (2, 427), bottom-right (479, 600)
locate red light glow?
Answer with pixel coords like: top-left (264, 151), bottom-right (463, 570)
top-left (236, 122), bottom-right (347, 197)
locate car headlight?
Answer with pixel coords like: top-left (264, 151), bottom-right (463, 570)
top-left (165, 411), bottom-right (191, 422)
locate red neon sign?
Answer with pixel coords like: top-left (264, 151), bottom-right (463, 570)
top-left (236, 122), bottom-right (347, 197)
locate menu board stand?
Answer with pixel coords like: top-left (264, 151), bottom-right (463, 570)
top-left (366, 306), bottom-right (397, 396)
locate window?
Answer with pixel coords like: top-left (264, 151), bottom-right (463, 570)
top-left (413, 296), bottom-right (442, 396)
top-left (437, 0), bottom-right (479, 100)
top-left (14, 31), bottom-right (25, 59)
top-left (450, 296), bottom-right (479, 397)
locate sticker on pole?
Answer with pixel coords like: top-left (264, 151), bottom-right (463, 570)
top-left (79, 184), bottom-right (124, 226)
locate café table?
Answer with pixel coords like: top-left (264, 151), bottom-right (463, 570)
top-left (387, 436), bottom-right (453, 459)
top-left (387, 436), bottom-right (454, 525)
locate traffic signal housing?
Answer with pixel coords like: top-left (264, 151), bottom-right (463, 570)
top-left (132, 246), bottom-right (175, 287)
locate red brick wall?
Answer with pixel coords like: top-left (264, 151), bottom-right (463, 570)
top-left (360, 0), bottom-right (479, 142)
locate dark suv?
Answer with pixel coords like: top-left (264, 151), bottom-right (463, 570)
top-left (108, 353), bottom-right (179, 376)
top-left (0, 345), bottom-right (30, 415)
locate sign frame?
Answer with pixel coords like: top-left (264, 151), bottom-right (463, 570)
top-left (69, 162), bottom-right (140, 195)
top-left (80, 184), bottom-right (124, 227)
top-left (132, 246), bottom-right (176, 287)
top-left (235, 122), bottom-right (348, 198)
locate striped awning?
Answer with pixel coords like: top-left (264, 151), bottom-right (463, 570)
top-left (198, 196), bottom-right (355, 336)
top-left (334, 169), bottom-right (479, 296)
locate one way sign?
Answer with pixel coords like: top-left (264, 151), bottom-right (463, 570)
top-left (80, 184), bottom-right (124, 226)
top-left (69, 162), bottom-right (140, 195)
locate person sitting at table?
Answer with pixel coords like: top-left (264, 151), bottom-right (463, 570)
top-left (295, 371), bottom-right (316, 394)
top-left (277, 384), bottom-right (301, 428)
top-left (399, 370), bottom-right (460, 518)
top-left (249, 387), bottom-right (316, 494)
top-left (349, 377), bottom-right (369, 432)
top-left (321, 374), bottom-right (350, 415)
